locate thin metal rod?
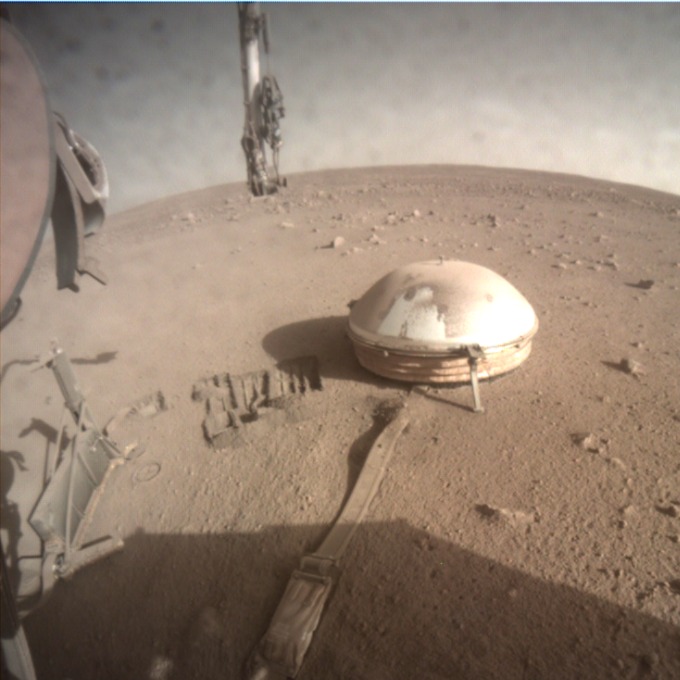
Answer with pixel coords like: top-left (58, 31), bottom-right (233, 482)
top-left (46, 406), bottom-right (67, 485)
top-left (64, 402), bottom-right (85, 561)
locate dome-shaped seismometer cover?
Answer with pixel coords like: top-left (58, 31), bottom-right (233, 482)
top-left (348, 260), bottom-right (539, 384)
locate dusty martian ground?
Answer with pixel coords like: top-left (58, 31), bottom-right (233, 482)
top-left (1, 165), bottom-right (679, 679)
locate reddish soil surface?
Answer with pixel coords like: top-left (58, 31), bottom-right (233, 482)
top-left (2, 166), bottom-right (679, 679)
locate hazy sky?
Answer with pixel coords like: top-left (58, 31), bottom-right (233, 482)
top-left (10, 3), bottom-right (680, 211)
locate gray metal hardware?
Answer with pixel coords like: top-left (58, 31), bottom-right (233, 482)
top-left (238, 2), bottom-right (285, 196)
top-left (28, 345), bottom-right (125, 601)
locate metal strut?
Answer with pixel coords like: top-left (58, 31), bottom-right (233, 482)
top-left (238, 3), bottom-right (286, 196)
top-left (26, 344), bottom-right (126, 607)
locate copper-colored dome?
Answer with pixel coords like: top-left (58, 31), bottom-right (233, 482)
top-left (348, 260), bottom-right (538, 384)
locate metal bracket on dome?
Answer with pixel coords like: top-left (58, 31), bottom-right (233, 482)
top-left (464, 345), bottom-right (485, 414)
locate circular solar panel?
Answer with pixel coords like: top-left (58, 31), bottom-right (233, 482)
top-left (0, 19), bottom-right (55, 326)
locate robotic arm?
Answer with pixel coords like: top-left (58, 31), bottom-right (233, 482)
top-left (238, 2), bottom-right (286, 196)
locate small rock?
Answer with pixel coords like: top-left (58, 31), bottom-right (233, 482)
top-left (634, 279), bottom-right (655, 290)
top-left (332, 236), bottom-right (345, 249)
top-left (368, 234), bottom-right (386, 245)
top-left (655, 504), bottom-right (679, 518)
top-left (620, 358), bottom-right (644, 377)
top-left (572, 432), bottom-right (605, 453)
top-left (135, 391), bottom-right (167, 418)
top-left (148, 656), bottom-right (174, 680)
top-left (280, 221), bottom-right (295, 229)
top-left (607, 456), bottom-right (627, 470)
top-left (667, 579), bottom-right (680, 594)
top-left (415, 537), bottom-right (431, 551)
top-left (639, 653), bottom-right (659, 673)
top-left (476, 504), bottom-right (536, 530)
top-left (600, 256), bottom-right (619, 270)
top-left (412, 209), bottom-right (421, 218)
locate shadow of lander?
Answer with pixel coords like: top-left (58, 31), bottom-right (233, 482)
top-left (22, 519), bottom-right (680, 680)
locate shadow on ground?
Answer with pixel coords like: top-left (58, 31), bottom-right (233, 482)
top-left (262, 315), bottom-right (369, 384)
top-left (23, 520), bottom-right (680, 680)
top-left (262, 315), bottom-right (513, 413)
